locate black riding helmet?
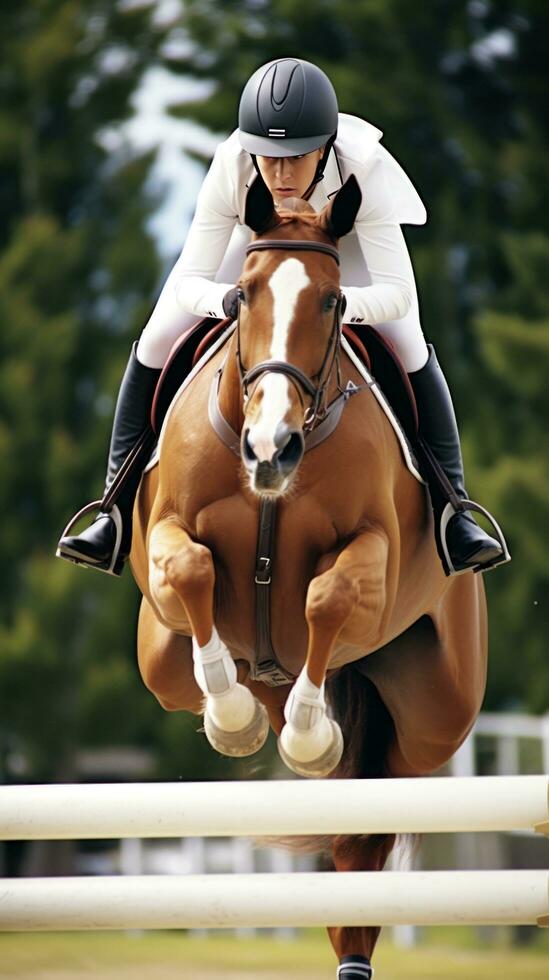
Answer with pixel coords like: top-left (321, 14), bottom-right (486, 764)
top-left (238, 58), bottom-right (338, 193)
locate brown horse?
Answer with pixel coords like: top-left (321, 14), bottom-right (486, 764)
top-left (130, 175), bottom-right (487, 965)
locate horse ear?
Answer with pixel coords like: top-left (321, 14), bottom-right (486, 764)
top-left (245, 174), bottom-right (277, 234)
top-left (324, 174), bottom-right (362, 239)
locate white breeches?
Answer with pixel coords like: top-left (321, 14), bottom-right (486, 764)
top-left (136, 225), bottom-right (429, 372)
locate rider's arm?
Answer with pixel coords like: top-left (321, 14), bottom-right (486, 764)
top-left (172, 144), bottom-right (238, 319)
top-left (342, 156), bottom-right (415, 324)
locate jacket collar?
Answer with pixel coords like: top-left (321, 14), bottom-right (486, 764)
top-left (307, 147), bottom-right (343, 213)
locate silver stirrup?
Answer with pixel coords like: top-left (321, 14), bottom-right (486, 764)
top-left (440, 499), bottom-right (511, 576)
top-left (55, 500), bottom-right (124, 577)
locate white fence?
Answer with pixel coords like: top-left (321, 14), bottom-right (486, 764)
top-left (1, 711), bottom-right (548, 939)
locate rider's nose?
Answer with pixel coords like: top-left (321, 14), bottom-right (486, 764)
top-left (275, 157), bottom-right (290, 179)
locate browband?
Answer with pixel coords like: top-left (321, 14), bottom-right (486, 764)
top-left (246, 239), bottom-right (340, 265)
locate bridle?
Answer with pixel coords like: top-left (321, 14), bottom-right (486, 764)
top-left (236, 238), bottom-right (346, 431)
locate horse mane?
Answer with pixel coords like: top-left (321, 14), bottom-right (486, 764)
top-left (271, 199), bottom-right (332, 240)
top-left (275, 197), bottom-right (315, 216)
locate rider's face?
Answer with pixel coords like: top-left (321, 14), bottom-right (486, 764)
top-left (256, 147), bottom-right (325, 204)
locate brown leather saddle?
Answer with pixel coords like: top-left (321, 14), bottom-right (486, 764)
top-left (151, 316), bottom-right (419, 445)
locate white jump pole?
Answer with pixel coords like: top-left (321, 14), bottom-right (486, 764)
top-left (1, 776), bottom-right (548, 840)
top-left (0, 872), bottom-right (548, 931)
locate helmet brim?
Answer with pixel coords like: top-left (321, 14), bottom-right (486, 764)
top-left (238, 130), bottom-right (332, 157)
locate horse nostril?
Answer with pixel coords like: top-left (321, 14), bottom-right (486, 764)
top-left (277, 431), bottom-right (304, 470)
top-left (274, 423), bottom-right (292, 454)
top-left (242, 430), bottom-right (257, 464)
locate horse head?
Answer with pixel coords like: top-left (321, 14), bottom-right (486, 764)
top-left (236, 173), bottom-right (362, 496)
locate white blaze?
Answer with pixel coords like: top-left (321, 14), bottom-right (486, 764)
top-left (247, 258), bottom-right (310, 463)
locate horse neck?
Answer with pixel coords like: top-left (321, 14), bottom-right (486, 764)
top-left (218, 332), bottom-right (245, 434)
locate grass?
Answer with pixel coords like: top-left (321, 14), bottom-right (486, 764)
top-left (0, 929), bottom-right (548, 979)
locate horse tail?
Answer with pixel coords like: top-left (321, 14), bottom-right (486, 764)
top-left (260, 665), bottom-right (404, 862)
top-left (326, 664), bottom-right (414, 873)
top-left (328, 663), bottom-right (394, 780)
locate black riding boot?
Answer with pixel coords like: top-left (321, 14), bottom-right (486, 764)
top-left (409, 345), bottom-right (509, 575)
top-left (56, 343), bottom-right (161, 576)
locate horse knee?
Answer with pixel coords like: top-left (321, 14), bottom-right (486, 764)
top-left (306, 571), bottom-right (360, 632)
top-left (163, 543), bottom-right (214, 600)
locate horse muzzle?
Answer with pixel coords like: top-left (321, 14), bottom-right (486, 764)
top-left (242, 424), bottom-right (305, 495)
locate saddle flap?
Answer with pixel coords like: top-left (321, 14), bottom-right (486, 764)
top-left (151, 317), bottom-right (230, 435)
top-left (345, 323), bottom-right (419, 443)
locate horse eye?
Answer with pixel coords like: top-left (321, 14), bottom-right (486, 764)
top-left (237, 287), bottom-right (247, 304)
top-left (323, 294), bottom-right (338, 312)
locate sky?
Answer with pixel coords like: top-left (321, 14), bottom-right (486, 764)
top-left (121, 65), bottom-right (219, 265)
top-left (105, 0), bottom-right (224, 267)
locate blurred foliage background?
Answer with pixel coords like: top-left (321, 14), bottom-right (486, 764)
top-left (0, 0), bottom-right (548, 788)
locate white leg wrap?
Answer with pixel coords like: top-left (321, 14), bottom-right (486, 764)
top-left (192, 627), bottom-right (237, 696)
top-left (280, 669), bottom-right (334, 763)
top-left (284, 669), bottom-right (326, 730)
top-left (192, 628), bottom-right (255, 733)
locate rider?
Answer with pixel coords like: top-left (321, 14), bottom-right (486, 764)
top-left (57, 57), bottom-right (507, 577)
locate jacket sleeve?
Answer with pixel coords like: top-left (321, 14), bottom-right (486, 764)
top-left (342, 156), bottom-right (415, 324)
top-left (172, 144), bottom-right (239, 319)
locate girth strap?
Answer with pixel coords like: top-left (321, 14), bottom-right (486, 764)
top-left (251, 498), bottom-right (296, 687)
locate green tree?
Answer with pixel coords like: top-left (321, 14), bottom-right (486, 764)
top-left (0, 0), bottom-right (169, 783)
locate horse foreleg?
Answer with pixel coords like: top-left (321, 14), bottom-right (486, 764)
top-left (149, 518), bottom-right (269, 757)
top-left (278, 529), bottom-right (389, 778)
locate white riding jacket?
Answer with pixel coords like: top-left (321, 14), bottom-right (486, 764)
top-left (138, 113), bottom-right (429, 372)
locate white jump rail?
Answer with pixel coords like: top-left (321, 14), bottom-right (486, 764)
top-left (0, 776), bottom-right (548, 839)
top-left (0, 871), bottom-right (548, 930)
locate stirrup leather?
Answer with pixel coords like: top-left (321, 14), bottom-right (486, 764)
top-left (56, 500), bottom-right (124, 577)
top-left (439, 498), bottom-right (511, 576)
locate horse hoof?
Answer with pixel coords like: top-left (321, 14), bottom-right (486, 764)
top-left (277, 718), bottom-right (344, 778)
top-left (204, 697), bottom-right (270, 757)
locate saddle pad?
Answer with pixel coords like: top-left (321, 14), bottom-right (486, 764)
top-left (151, 316), bottom-right (231, 435)
top-left (346, 323), bottom-right (419, 443)
top-left (341, 333), bottom-right (423, 483)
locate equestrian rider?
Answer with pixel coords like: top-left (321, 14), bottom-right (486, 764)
top-left (57, 58), bottom-right (507, 577)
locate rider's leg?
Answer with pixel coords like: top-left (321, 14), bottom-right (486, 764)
top-left (57, 283), bottom-right (199, 575)
top-left (57, 225), bottom-right (251, 576)
top-left (374, 299), bottom-right (505, 574)
top-left (56, 342), bottom-right (161, 575)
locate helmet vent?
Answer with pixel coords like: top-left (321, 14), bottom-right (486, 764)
top-left (271, 62), bottom-right (298, 108)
